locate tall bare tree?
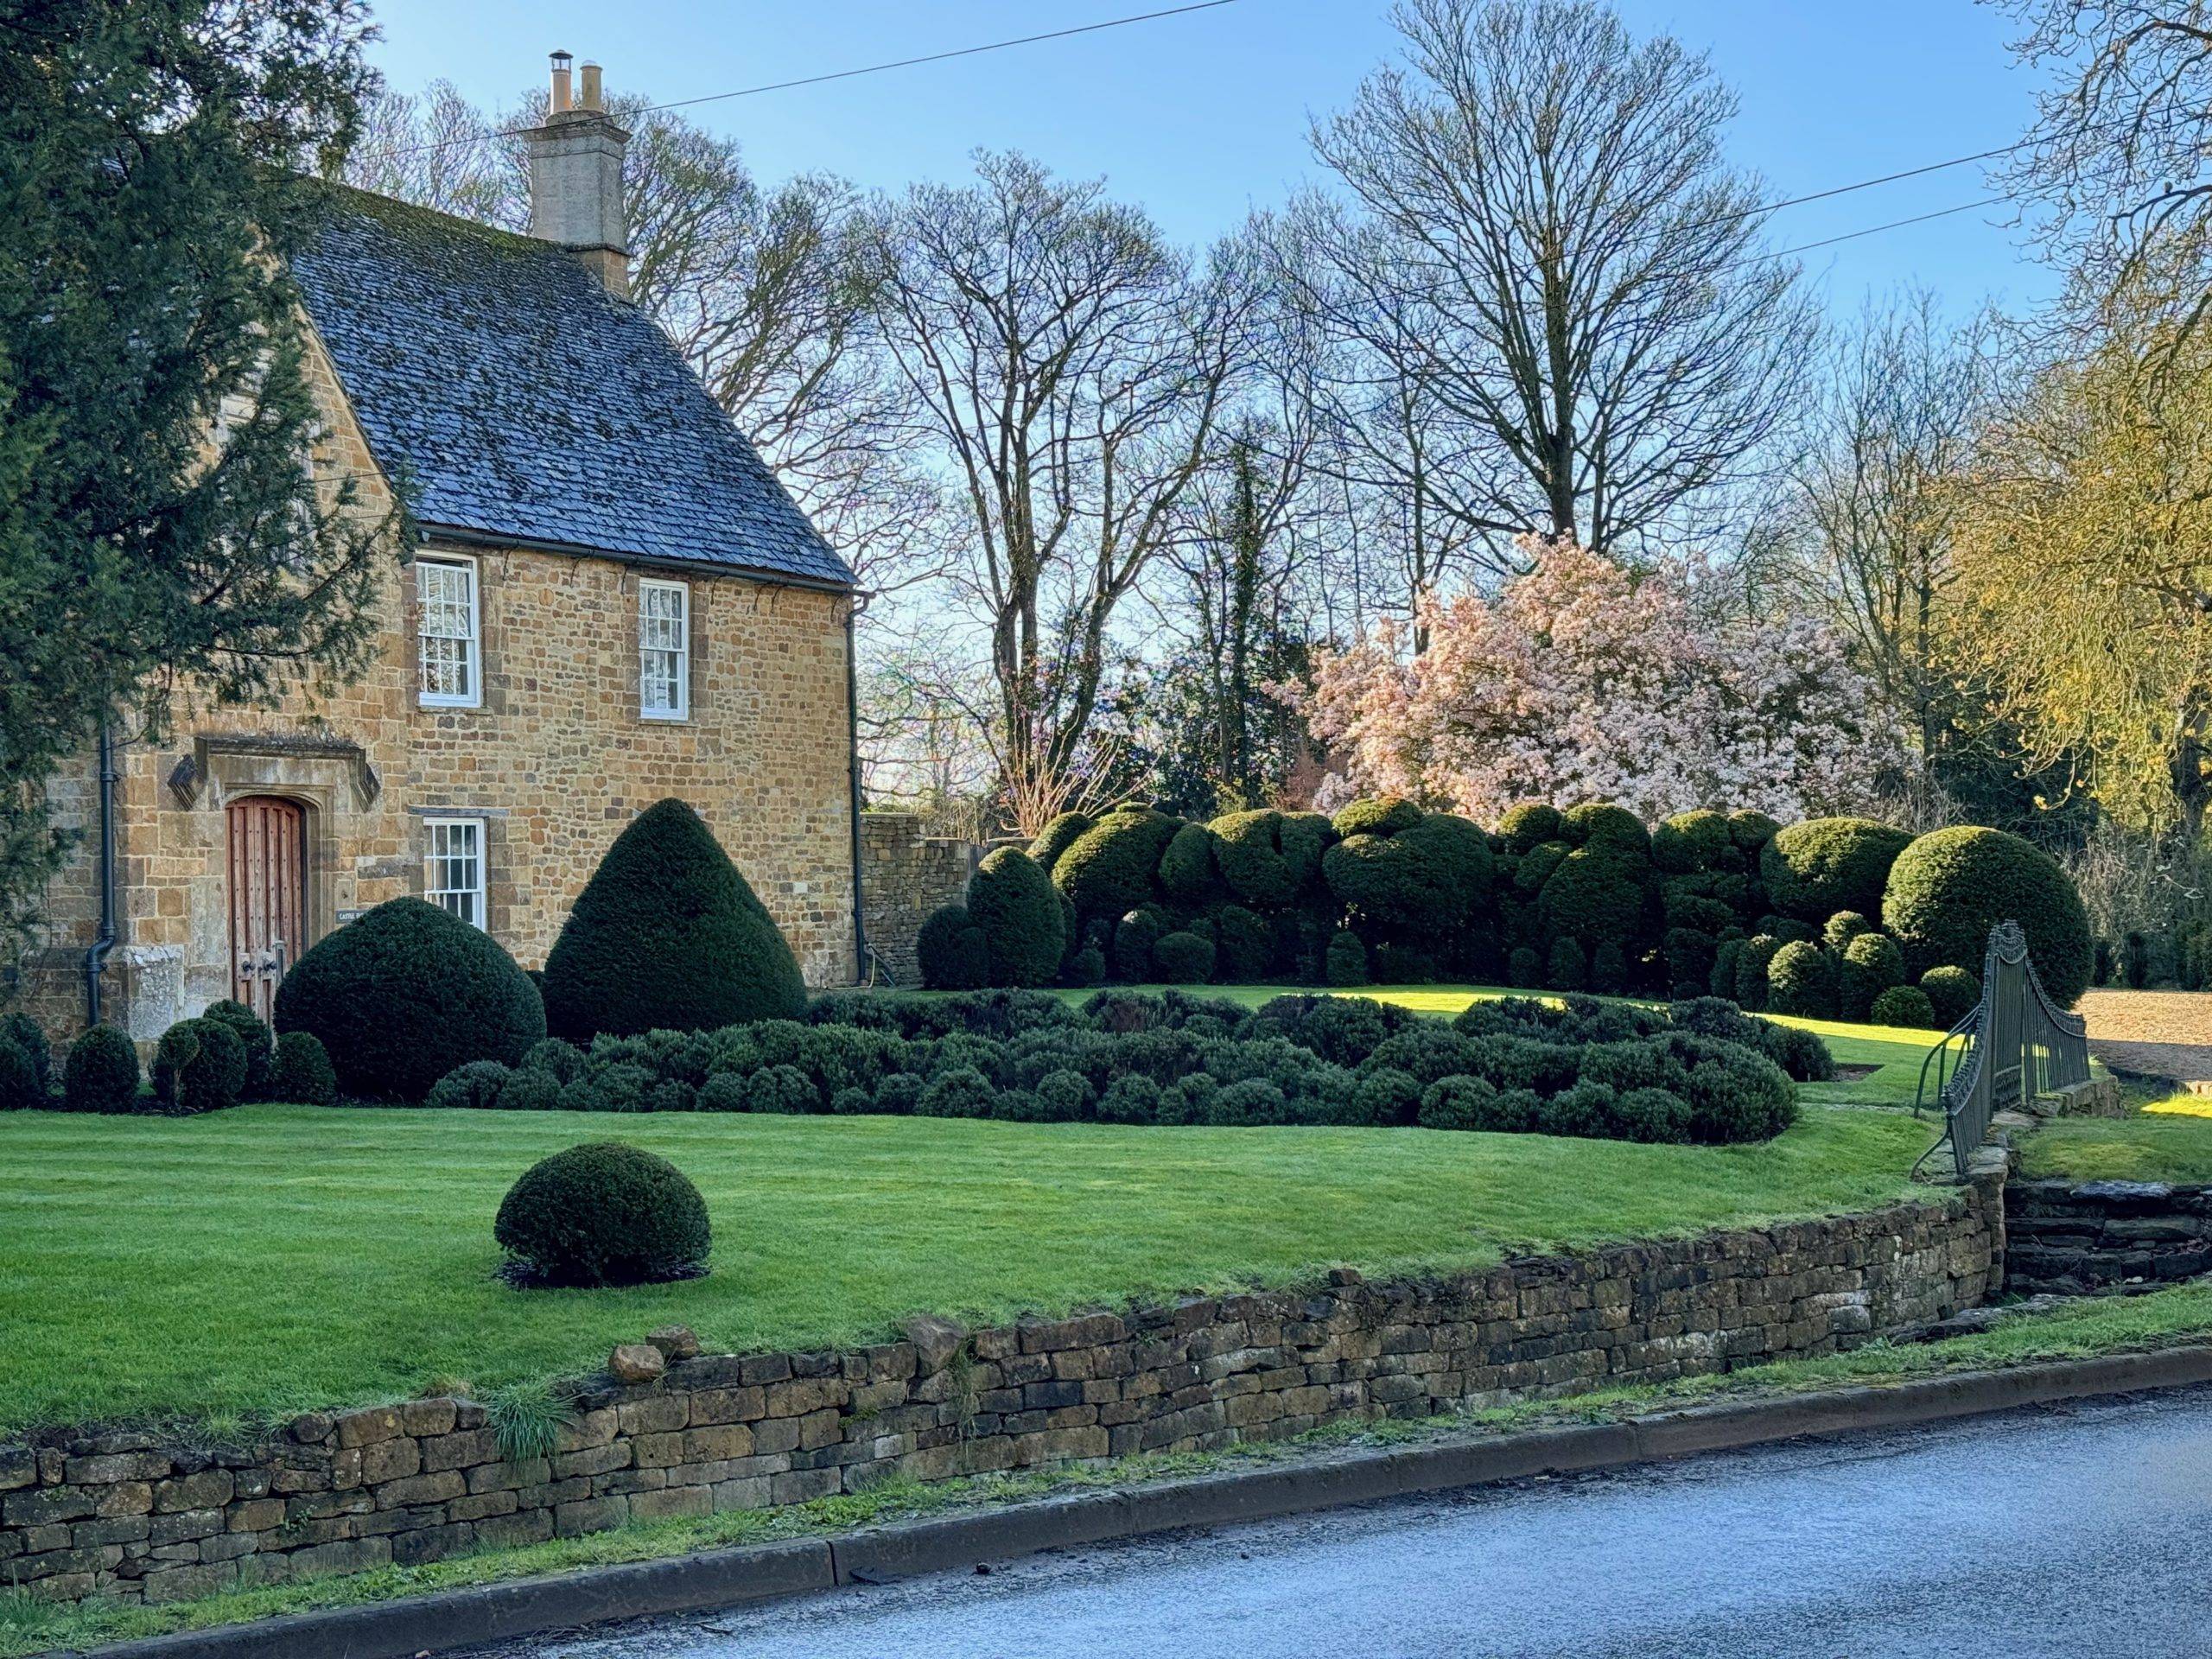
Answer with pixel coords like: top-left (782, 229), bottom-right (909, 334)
top-left (1305, 0), bottom-right (1817, 559)
top-left (1789, 290), bottom-right (1996, 761)
top-left (860, 152), bottom-right (1259, 801)
top-left (1998, 1), bottom-right (2212, 338)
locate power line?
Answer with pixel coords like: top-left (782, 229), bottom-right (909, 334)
top-left (373, 1), bottom-right (1245, 161)
top-left (1757, 195), bottom-right (2013, 262)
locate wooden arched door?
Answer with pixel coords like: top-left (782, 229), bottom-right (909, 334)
top-left (228, 796), bottom-right (306, 1020)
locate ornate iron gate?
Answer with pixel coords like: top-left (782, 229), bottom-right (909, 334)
top-left (1916, 921), bottom-right (2091, 1181)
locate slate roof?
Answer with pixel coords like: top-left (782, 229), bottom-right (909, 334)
top-left (289, 183), bottom-right (853, 588)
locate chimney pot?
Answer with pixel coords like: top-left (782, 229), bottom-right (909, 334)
top-left (524, 54), bottom-right (629, 298)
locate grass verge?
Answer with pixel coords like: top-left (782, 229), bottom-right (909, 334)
top-left (2019, 1109), bottom-right (2212, 1184)
top-left (0, 1103), bottom-right (1929, 1435)
top-left (8, 1280), bottom-right (2209, 1659)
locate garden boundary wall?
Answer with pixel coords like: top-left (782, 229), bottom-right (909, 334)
top-left (2005, 1176), bottom-right (2212, 1290)
top-left (857, 812), bottom-right (981, 986)
top-left (0, 1177), bottom-right (2002, 1606)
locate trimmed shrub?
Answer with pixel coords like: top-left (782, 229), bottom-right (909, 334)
top-left (1158, 823), bottom-right (1220, 903)
top-left (1764, 940), bottom-right (1835, 1018)
top-left (64, 1026), bottom-right (140, 1113)
top-left (1838, 932), bottom-right (1904, 1021)
top-left (1352, 1067), bottom-right (1421, 1127)
top-left (1650, 810), bottom-right (1733, 874)
top-left (1325, 929), bottom-right (1370, 988)
top-left (495, 1067), bottom-right (563, 1111)
top-left (1322, 812), bottom-right (1491, 933)
top-left (1113, 906), bottom-right (1170, 982)
top-left (1664, 926), bottom-right (1716, 989)
top-left (965, 848), bottom-right (1065, 988)
top-left (1508, 945), bottom-right (1543, 988)
top-left (202, 1000), bottom-right (274, 1100)
top-left (1097, 1074), bottom-right (1164, 1124)
top-left (1823, 911), bottom-right (1873, 953)
top-left (918, 1065), bottom-right (997, 1118)
top-left (1498, 802), bottom-right (1564, 855)
top-left (1332, 796), bottom-right (1422, 838)
top-left (0, 1040), bottom-right (41, 1112)
top-left (1920, 965), bottom-right (1980, 1028)
top-left (1882, 826), bottom-right (2094, 1006)
top-left (1562, 803), bottom-right (1649, 855)
top-left (745, 1064), bottom-right (819, 1115)
top-left (1733, 934), bottom-right (1781, 1011)
top-left (1, 1012), bottom-right (51, 1100)
top-left (272, 1031), bottom-right (337, 1105)
top-left (1869, 984), bottom-right (1938, 1030)
top-left (427, 1060), bottom-right (511, 1110)
top-left (541, 799), bottom-right (804, 1040)
top-left (1761, 817), bottom-right (1912, 923)
top-left (1027, 812), bottom-right (1093, 875)
top-left (874, 1072), bottom-right (925, 1116)
top-left (1211, 810), bottom-right (1331, 908)
top-left (152, 1017), bottom-right (247, 1115)
top-left (1616, 1087), bottom-right (1692, 1143)
top-left (1212, 905), bottom-right (1273, 982)
top-left (1416, 1074), bottom-right (1498, 1130)
top-left (1590, 940), bottom-right (1629, 994)
top-left (494, 1142), bottom-right (710, 1287)
top-left (1728, 810), bottom-right (1782, 850)
top-left (918, 905), bottom-right (990, 990)
top-left (275, 898), bottom-right (545, 1101)
top-left (830, 1086), bottom-right (874, 1116)
top-left (1152, 931), bottom-right (1217, 984)
top-left (1547, 936), bottom-right (1587, 992)
top-left (1052, 805), bottom-right (1181, 920)
top-left (1538, 845), bottom-right (1647, 947)
top-left (1067, 945), bottom-right (1107, 988)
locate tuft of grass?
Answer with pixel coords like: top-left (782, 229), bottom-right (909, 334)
top-left (3, 1279), bottom-right (2208, 1659)
top-left (0, 1100), bottom-right (1936, 1435)
top-left (484, 1380), bottom-right (573, 1464)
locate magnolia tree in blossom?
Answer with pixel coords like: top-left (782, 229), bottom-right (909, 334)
top-left (1300, 537), bottom-right (1900, 823)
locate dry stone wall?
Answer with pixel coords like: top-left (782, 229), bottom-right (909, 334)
top-left (2006, 1177), bottom-right (2212, 1290)
top-left (858, 813), bottom-right (978, 985)
top-left (0, 1182), bottom-right (2001, 1606)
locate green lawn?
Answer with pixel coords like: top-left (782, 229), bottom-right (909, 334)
top-left (1067, 983), bottom-right (1956, 1109)
top-left (2019, 1109), bottom-right (2212, 1184)
top-left (0, 1102), bottom-right (1936, 1435)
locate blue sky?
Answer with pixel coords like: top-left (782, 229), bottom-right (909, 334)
top-left (364, 0), bottom-right (2057, 321)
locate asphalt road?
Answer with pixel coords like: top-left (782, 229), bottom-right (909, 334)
top-left (463, 1388), bottom-right (2212, 1659)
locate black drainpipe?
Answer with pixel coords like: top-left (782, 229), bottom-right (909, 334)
top-left (83, 721), bottom-right (119, 1027)
top-left (845, 595), bottom-right (873, 985)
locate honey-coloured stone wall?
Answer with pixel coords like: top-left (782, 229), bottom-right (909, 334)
top-left (0, 1180), bottom-right (2002, 1605)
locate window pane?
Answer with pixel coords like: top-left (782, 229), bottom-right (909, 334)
top-left (425, 820), bottom-right (483, 929)
top-left (639, 583), bottom-right (688, 715)
top-left (418, 561), bottom-right (476, 701)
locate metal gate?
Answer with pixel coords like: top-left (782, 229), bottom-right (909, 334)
top-left (1916, 921), bottom-right (2091, 1181)
top-left (227, 796), bottom-right (305, 1020)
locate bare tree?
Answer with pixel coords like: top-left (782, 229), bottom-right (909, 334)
top-left (1305, 0), bottom-right (1817, 558)
top-left (860, 151), bottom-right (1259, 799)
top-left (1789, 290), bottom-right (1997, 761)
top-left (1998, 1), bottom-right (2212, 337)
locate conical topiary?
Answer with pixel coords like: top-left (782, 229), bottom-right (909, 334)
top-left (541, 798), bottom-right (806, 1041)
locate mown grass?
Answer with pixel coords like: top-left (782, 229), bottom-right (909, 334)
top-left (0, 1103), bottom-right (1935, 1436)
top-left (1065, 982), bottom-right (1958, 1109)
top-left (2019, 1108), bottom-right (2212, 1184)
top-left (7, 1275), bottom-right (2208, 1659)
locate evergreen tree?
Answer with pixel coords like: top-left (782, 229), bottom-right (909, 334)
top-left (0, 1), bottom-right (399, 954)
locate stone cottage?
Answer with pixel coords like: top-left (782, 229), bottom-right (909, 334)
top-left (20, 55), bottom-right (861, 1041)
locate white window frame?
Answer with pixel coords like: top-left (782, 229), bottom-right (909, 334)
top-left (416, 554), bottom-right (481, 709)
top-left (638, 576), bottom-right (690, 721)
top-left (423, 817), bottom-right (487, 930)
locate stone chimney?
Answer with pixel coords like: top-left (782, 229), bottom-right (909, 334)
top-left (522, 50), bottom-right (630, 297)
